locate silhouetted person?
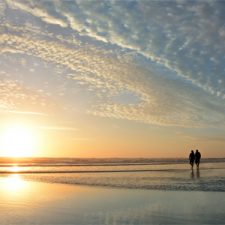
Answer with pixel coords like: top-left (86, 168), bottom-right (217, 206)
top-left (189, 150), bottom-right (195, 169)
top-left (195, 149), bottom-right (201, 168)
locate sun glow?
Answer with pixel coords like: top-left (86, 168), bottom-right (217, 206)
top-left (9, 165), bottom-right (21, 173)
top-left (0, 123), bottom-right (39, 157)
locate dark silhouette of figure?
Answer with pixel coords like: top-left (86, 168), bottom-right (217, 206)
top-left (189, 150), bottom-right (195, 169)
top-left (195, 149), bottom-right (201, 168)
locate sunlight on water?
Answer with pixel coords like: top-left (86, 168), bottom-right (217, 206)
top-left (1, 159), bottom-right (225, 191)
top-left (9, 165), bottom-right (21, 173)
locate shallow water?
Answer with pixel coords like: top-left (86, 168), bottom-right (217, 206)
top-left (1, 158), bottom-right (225, 192)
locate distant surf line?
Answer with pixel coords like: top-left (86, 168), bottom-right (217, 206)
top-left (0, 167), bottom-right (223, 174)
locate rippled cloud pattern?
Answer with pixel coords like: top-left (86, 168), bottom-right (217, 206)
top-left (0, 0), bottom-right (225, 127)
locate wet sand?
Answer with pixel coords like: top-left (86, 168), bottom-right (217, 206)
top-left (0, 175), bottom-right (225, 225)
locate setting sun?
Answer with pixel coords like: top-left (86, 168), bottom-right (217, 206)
top-left (0, 123), bottom-right (39, 157)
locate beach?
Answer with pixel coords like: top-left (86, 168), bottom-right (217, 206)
top-left (1, 158), bottom-right (225, 224)
top-left (1, 1), bottom-right (225, 224)
top-left (1, 177), bottom-right (225, 224)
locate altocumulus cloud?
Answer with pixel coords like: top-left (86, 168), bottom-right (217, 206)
top-left (0, 0), bottom-right (225, 127)
top-left (0, 79), bottom-right (51, 111)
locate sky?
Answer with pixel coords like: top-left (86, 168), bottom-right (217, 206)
top-left (0, 0), bottom-right (225, 158)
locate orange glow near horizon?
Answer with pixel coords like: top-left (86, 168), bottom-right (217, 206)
top-left (0, 123), bottom-right (40, 158)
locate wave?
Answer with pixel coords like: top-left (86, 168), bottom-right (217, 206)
top-left (0, 167), bottom-right (224, 174)
top-left (1, 158), bottom-right (225, 175)
top-left (18, 167), bottom-right (225, 192)
top-left (0, 168), bottom-right (189, 174)
top-left (0, 157), bottom-right (225, 167)
top-left (1, 159), bottom-right (225, 192)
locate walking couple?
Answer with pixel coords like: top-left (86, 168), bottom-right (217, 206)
top-left (189, 149), bottom-right (201, 169)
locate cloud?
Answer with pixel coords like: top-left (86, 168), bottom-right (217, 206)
top-left (6, 0), bottom-right (67, 28)
top-left (5, 0), bottom-right (225, 98)
top-left (183, 134), bottom-right (225, 143)
top-left (0, 79), bottom-right (54, 112)
top-left (39, 126), bottom-right (78, 131)
top-left (1, 0), bottom-right (225, 127)
top-left (0, 109), bottom-right (48, 116)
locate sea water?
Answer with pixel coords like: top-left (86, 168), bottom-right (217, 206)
top-left (1, 158), bottom-right (225, 192)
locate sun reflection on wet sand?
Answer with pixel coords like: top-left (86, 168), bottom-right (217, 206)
top-left (1, 174), bottom-right (28, 196)
top-left (0, 175), bottom-right (225, 224)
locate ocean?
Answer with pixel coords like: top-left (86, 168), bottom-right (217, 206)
top-left (1, 157), bottom-right (225, 192)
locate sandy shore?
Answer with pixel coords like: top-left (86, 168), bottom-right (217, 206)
top-left (0, 175), bottom-right (225, 224)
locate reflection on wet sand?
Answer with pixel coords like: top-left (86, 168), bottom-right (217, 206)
top-left (196, 168), bottom-right (200, 179)
top-left (0, 178), bottom-right (225, 225)
top-left (190, 169), bottom-right (194, 179)
top-left (1, 174), bottom-right (28, 196)
top-left (190, 168), bottom-right (200, 179)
